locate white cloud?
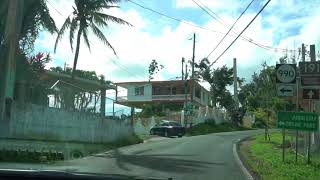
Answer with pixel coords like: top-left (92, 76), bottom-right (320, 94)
top-left (36, 0), bottom-right (320, 85)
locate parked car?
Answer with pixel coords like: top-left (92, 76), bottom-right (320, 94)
top-left (150, 121), bottom-right (185, 137)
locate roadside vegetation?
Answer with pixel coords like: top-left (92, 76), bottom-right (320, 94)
top-left (240, 132), bottom-right (320, 180)
top-left (187, 122), bottom-right (252, 136)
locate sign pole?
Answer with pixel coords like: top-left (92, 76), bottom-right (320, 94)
top-left (282, 105), bottom-right (286, 162)
top-left (307, 99), bottom-right (312, 164)
top-left (282, 128), bottom-right (285, 162)
top-left (295, 77), bottom-right (299, 163)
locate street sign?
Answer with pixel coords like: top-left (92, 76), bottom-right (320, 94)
top-left (301, 76), bottom-right (320, 86)
top-left (277, 84), bottom-right (295, 96)
top-left (276, 64), bottom-right (296, 83)
top-left (299, 62), bottom-right (320, 75)
top-left (303, 89), bottom-right (320, 100)
top-left (278, 111), bottom-right (319, 131)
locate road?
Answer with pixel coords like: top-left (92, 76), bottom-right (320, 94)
top-left (0, 130), bottom-right (262, 180)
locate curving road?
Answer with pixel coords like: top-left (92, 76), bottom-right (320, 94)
top-left (46, 130), bottom-right (263, 180)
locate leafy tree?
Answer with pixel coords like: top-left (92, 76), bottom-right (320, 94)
top-left (195, 58), bottom-right (233, 109)
top-left (49, 67), bottom-right (111, 84)
top-left (148, 59), bottom-right (164, 81)
top-left (0, 0), bottom-right (57, 53)
top-left (54, 0), bottom-right (131, 78)
top-left (16, 52), bottom-right (52, 105)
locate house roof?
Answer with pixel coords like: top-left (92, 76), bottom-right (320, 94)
top-left (42, 70), bottom-right (116, 92)
top-left (115, 80), bottom-right (209, 92)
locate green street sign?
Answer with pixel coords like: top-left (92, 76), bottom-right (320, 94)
top-left (277, 111), bottom-right (319, 131)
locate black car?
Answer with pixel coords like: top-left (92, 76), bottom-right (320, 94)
top-left (150, 121), bottom-right (185, 138)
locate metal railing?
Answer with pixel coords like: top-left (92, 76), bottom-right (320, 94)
top-left (152, 94), bottom-right (188, 101)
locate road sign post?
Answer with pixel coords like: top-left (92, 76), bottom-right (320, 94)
top-left (277, 111), bottom-right (319, 131)
top-left (276, 64), bottom-right (296, 84)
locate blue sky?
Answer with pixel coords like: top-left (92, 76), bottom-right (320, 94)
top-left (35, 0), bottom-right (320, 114)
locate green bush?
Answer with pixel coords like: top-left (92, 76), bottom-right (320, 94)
top-left (187, 122), bottom-right (251, 136)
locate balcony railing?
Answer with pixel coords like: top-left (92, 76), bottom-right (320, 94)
top-left (152, 94), bottom-right (189, 101)
top-left (116, 94), bottom-right (205, 105)
top-left (117, 96), bottom-right (127, 102)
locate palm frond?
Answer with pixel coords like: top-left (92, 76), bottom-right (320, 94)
top-left (93, 12), bottom-right (132, 26)
top-left (69, 18), bottom-right (78, 52)
top-left (92, 13), bottom-right (108, 27)
top-left (91, 23), bottom-right (116, 55)
top-left (88, 0), bottom-right (121, 11)
top-left (54, 17), bottom-right (71, 53)
top-left (39, 0), bottom-right (57, 33)
top-left (82, 27), bottom-right (91, 51)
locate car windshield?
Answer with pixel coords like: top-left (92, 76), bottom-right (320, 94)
top-left (1, 0), bottom-right (319, 179)
top-left (169, 122), bottom-right (181, 126)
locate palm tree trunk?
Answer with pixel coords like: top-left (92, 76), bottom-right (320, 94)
top-left (71, 28), bottom-right (82, 78)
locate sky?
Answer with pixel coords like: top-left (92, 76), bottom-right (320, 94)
top-left (35, 0), bottom-right (320, 114)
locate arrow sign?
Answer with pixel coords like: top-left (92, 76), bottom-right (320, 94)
top-left (277, 84), bottom-right (294, 97)
top-left (308, 90), bottom-right (314, 99)
top-left (280, 88), bottom-right (292, 94)
top-left (303, 89), bottom-right (319, 100)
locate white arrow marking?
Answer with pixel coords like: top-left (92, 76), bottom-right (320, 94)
top-left (308, 90), bottom-right (314, 99)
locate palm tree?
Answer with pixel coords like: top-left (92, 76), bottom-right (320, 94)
top-left (0, 0), bottom-right (57, 51)
top-left (54, 0), bottom-right (131, 78)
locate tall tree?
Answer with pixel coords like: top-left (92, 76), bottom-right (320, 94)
top-left (148, 59), bottom-right (164, 81)
top-left (54, 0), bottom-right (131, 78)
top-left (0, 0), bottom-right (57, 53)
top-left (195, 58), bottom-right (233, 109)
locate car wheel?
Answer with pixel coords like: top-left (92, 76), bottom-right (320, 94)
top-left (164, 131), bottom-right (168, 137)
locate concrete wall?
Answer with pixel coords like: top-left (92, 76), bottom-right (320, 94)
top-left (133, 106), bottom-right (227, 135)
top-left (1, 103), bottom-right (132, 143)
top-left (127, 83), bottom-right (152, 101)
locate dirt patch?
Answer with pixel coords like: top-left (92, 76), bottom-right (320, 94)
top-left (238, 138), bottom-right (261, 180)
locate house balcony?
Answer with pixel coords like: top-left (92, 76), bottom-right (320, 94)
top-left (116, 94), bottom-right (203, 106)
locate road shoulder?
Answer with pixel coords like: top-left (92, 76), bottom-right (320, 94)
top-left (234, 137), bottom-right (258, 180)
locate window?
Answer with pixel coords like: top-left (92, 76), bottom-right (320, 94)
top-left (134, 86), bottom-right (144, 96)
top-left (195, 87), bottom-right (201, 99)
top-left (153, 87), bottom-right (161, 95)
top-left (172, 87), bottom-right (177, 95)
top-left (202, 92), bottom-right (205, 102)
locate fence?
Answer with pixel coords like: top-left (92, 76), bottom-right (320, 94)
top-left (134, 106), bottom-right (228, 135)
top-left (0, 103), bottom-right (132, 143)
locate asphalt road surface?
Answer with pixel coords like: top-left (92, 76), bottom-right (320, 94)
top-left (0, 130), bottom-right (263, 180)
top-left (53, 130), bottom-right (262, 180)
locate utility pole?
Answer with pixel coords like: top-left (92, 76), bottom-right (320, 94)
top-left (302, 43), bottom-right (306, 62)
top-left (233, 58), bottom-right (239, 110)
top-left (182, 57), bottom-right (185, 81)
top-left (0, 0), bottom-right (24, 121)
top-left (184, 63), bottom-right (188, 127)
top-left (310, 44), bottom-right (316, 62)
top-left (191, 33), bottom-right (196, 105)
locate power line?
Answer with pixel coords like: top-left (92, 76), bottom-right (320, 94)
top-left (45, 0), bottom-right (65, 17)
top-left (128, 0), bottom-right (294, 54)
top-left (193, 0), bottom-right (295, 53)
top-left (196, 0), bottom-right (256, 58)
top-left (111, 59), bottom-right (147, 80)
top-left (127, 0), bottom-right (223, 34)
top-left (209, 0), bottom-right (272, 67)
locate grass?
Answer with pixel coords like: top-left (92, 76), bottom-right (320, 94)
top-left (240, 132), bottom-right (320, 180)
top-left (187, 122), bottom-right (252, 136)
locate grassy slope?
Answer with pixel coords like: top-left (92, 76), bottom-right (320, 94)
top-left (187, 122), bottom-right (251, 136)
top-left (241, 133), bottom-right (320, 180)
